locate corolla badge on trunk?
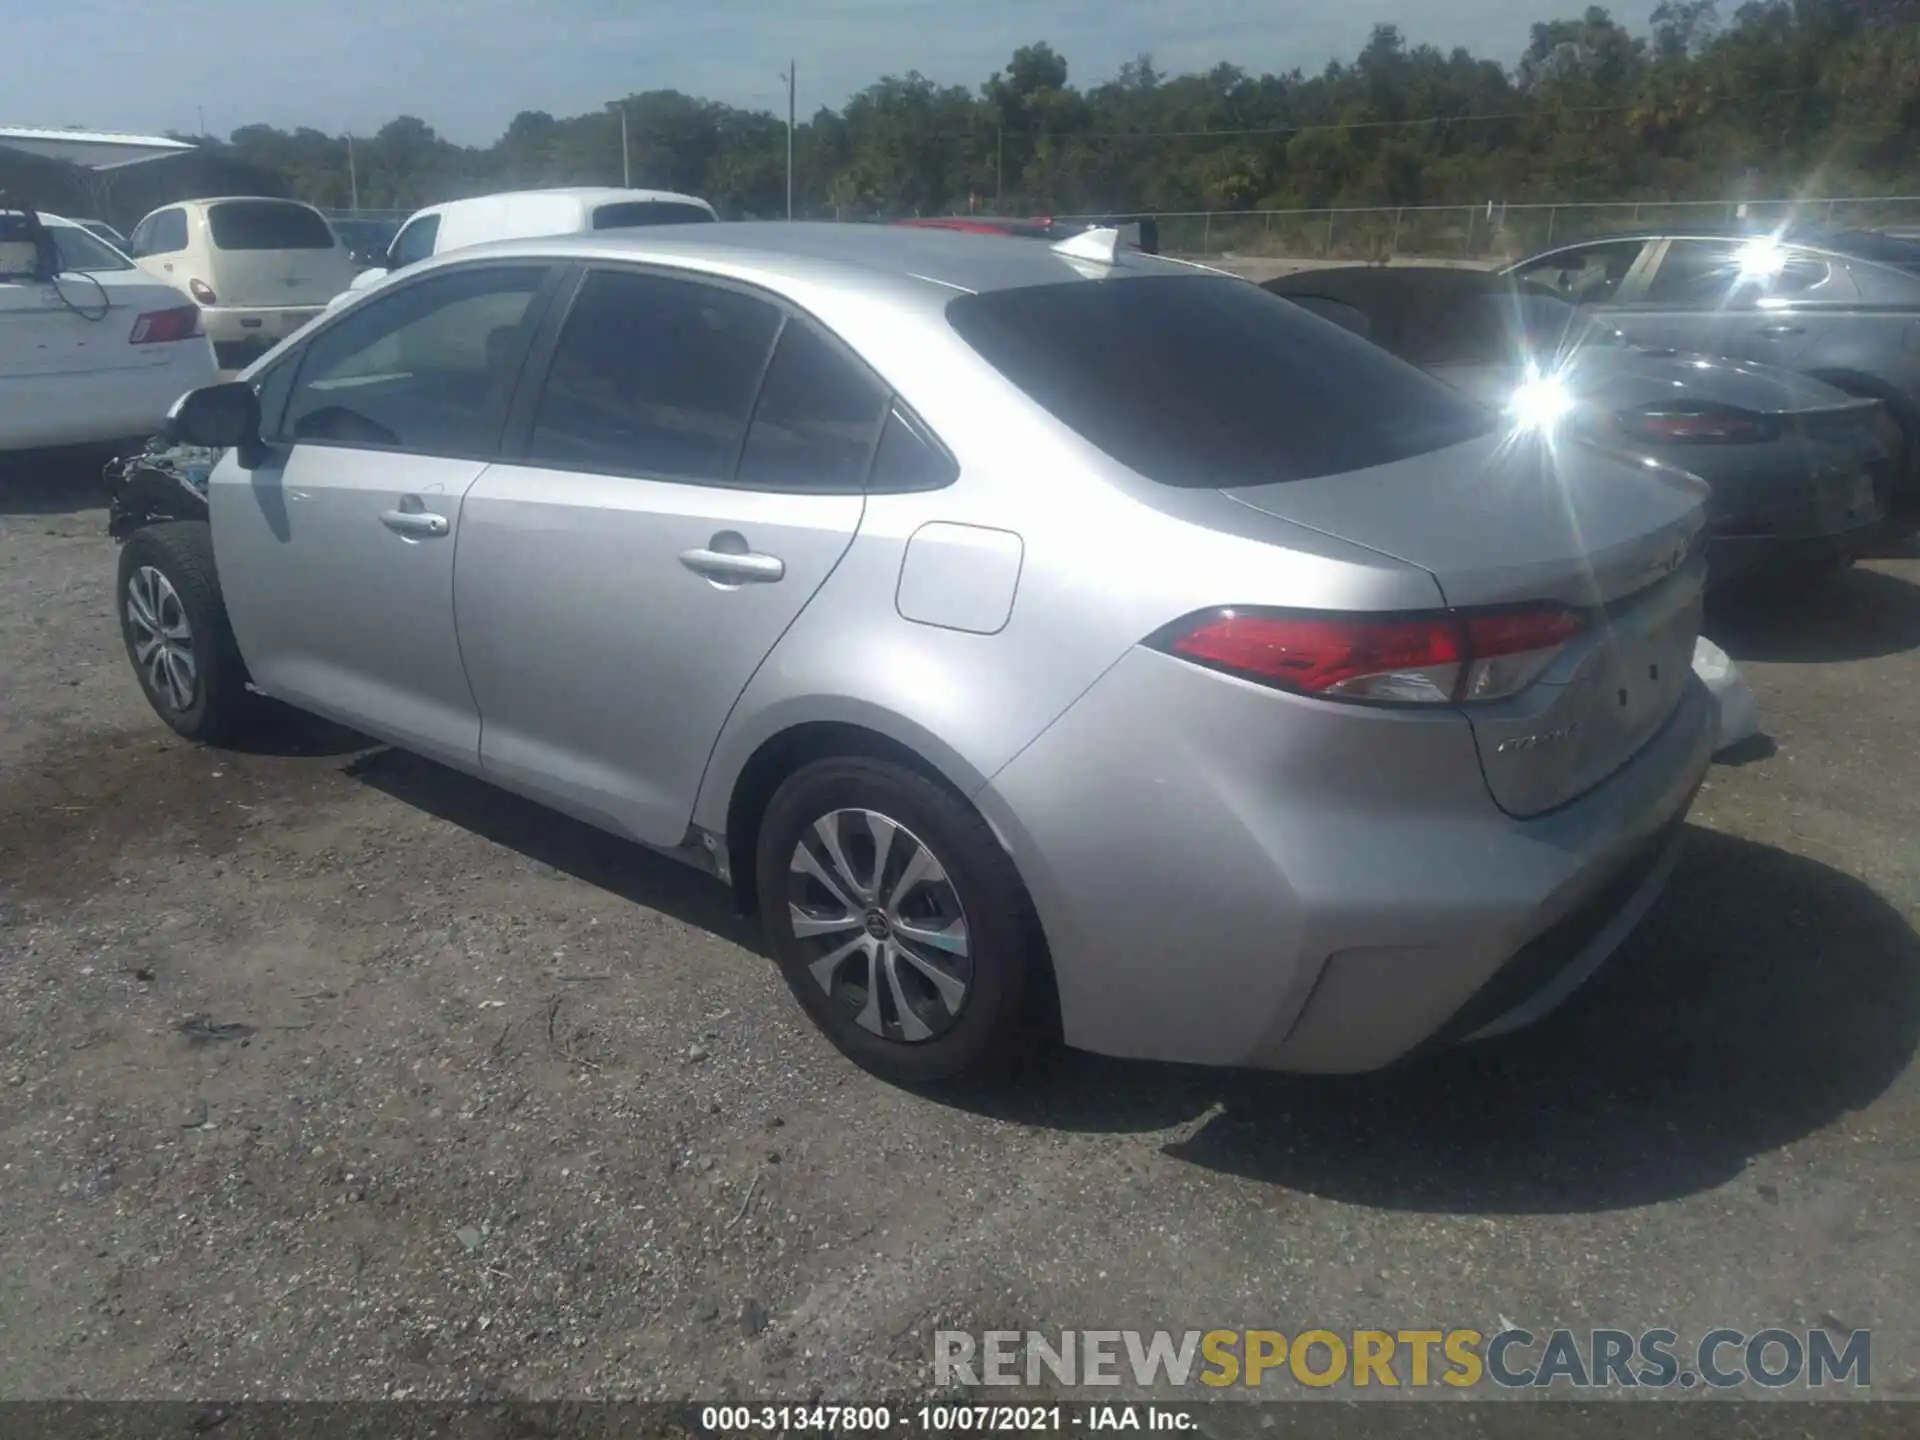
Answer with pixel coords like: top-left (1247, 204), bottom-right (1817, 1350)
top-left (1496, 722), bottom-right (1580, 755)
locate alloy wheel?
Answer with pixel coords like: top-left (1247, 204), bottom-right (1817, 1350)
top-left (787, 808), bottom-right (973, 1043)
top-left (126, 565), bottom-right (197, 713)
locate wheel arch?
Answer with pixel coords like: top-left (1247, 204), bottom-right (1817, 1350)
top-left (705, 701), bottom-right (1000, 918)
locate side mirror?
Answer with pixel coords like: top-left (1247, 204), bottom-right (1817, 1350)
top-left (164, 381), bottom-right (265, 468)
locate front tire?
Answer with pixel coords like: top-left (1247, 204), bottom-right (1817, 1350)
top-left (755, 757), bottom-right (1049, 1086)
top-left (116, 521), bottom-right (249, 744)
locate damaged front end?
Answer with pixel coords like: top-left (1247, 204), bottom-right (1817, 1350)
top-left (104, 441), bottom-right (222, 543)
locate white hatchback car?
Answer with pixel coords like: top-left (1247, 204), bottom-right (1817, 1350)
top-left (0, 212), bottom-right (219, 455)
top-left (128, 197), bottom-right (356, 367)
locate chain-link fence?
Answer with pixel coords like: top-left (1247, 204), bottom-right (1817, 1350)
top-left (1057, 196), bottom-right (1920, 263)
top-left (316, 208), bottom-right (411, 225)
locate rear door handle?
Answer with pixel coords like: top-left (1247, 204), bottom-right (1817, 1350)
top-left (379, 509), bottom-right (449, 538)
top-left (1756, 324), bottom-right (1804, 338)
top-left (679, 545), bottom-right (785, 584)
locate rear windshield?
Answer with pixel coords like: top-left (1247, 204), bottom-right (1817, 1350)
top-left (946, 276), bottom-right (1493, 486)
top-left (592, 201), bottom-right (714, 230)
top-left (209, 200), bottom-right (337, 251)
top-left (51, 225), bottom-right (134, 272)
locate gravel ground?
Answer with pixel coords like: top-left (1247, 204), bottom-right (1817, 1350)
top-left (2, 453), bottom-right (1918, 1405)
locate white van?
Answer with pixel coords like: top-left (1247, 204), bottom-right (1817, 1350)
top-left (129, 198), bottom-right (355, 365)
top-left (335, 187), bottom-right (717, 305)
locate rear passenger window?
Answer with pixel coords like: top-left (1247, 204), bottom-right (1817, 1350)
top-left (868, 407), bottom-right (958, 491)
top-left (134, 209), bottom-right (187, 257)
top-left (528, 270), bottom-right (782, 481)
top-left (736, 319), bottom-right (889, 491)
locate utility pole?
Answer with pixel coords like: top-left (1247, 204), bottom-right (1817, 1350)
top-left (780, 62), bottom-right (796, 220)
top-left (606, 101), bottom-right (630, 187)
top-left (197, 105), bottom-right (206, 138)
top-left (345, 134), bottom-right (359, 212)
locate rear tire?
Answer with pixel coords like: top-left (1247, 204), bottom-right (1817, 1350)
top-left (755, 756), bottom-right (1049, 1087)
top-left (116, 521), bottom-right (250, 745)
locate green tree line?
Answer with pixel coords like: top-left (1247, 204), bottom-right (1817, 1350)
top-left (195, 0), bottom-right (1920, 225)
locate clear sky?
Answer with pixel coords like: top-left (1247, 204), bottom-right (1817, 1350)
top-left (3, 0), bottom-right (1573, 146)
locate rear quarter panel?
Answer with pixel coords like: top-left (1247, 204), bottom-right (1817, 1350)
top-left (689, 280), bottom-right (1443, 838)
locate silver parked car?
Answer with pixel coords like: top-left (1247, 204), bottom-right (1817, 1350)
top-left (112, 223), bottom-right (1716, 1085)
top-left (1504, 230), bottom-right (1920, 516)
top-left (1263, 265), bottom-right (1899, 582)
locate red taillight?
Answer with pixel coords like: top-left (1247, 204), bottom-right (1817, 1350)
top-left (1617, 405), bottom-right (1779, 444)
top-left (1154, 605), bottom-right (1587, 706)
top-left (128, 306), bottom-right (202, 345)
top-left (189, 278), bottom-right (217, 306)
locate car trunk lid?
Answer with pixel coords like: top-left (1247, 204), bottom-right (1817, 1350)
top-left (0, 267), bottom-right (188, 378)
top-left (1224, 431), bottom-right (1708, 817)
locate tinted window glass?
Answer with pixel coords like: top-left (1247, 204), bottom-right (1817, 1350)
top-left (51, 225), bottom-right (134, 272)
top-left (737, 319), bottom-right (889, 491)
top-left (592, 201), bottom-right (714, 229)
top-left (388, 215), bottom-right (440, 269)
top-left (946, 277), bottom-right (1492, 487)
top-left (1511, 240), bottom-right (1645, 304)
top-left (1284, 295), bottom-right (1372, 339)
top-left (281, 265), bottom-right (548, 454)
top-left (209, 201), bottom-right (335, 251)
top-left (1645, 239), bottom-right (1832, 304)
top-left (135, 209), bottom-right (187, 257)
top-left (528, 270), bottom-right (782, 480)
top-left (868, 406), bottom-right (958, 491)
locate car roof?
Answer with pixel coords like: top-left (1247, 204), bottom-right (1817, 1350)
top-left (165, 196), bottom-right (325, 209)
top-left (426, 186), bottom-right (712, 213)
top-left (435, 219), bottom-right (1207, 298)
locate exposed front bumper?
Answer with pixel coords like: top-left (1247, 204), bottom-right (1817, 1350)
top-left (976, 647), bottom-right (1716, 1073)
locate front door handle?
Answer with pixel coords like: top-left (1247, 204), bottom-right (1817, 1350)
top-left (379, 509), bottom-right (449, 538)
top-left (1756, 324), bottom-right (1804, 338)
top-left (679, 542), bottom-right (785, 584)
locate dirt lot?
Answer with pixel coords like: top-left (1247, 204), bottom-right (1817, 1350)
top-left (3, 454), bottom-right (1919, 1405)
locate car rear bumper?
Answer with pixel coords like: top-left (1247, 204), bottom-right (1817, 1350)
top-left (1708, 516), bottom-right (1889, 579)
top-left (0, 345), bottom-right (219, 453)
top-left (200, 304), bottom-right (326, 351)
top-left (976, 646), bottom-right (1715, 1073)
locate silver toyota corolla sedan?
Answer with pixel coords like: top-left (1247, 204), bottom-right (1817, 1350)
top-left (114, 222), bottom-right (1716, 1086)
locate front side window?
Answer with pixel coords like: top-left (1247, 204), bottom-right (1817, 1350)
top-left (1510, 240), bottom-right (1648, 305)
top-left (279, 264), bottom-right (550, 455)
top-left (527, 269), bottom-right (782, 481)
top-left (387, 215), bottom-right (440, 270)
top-left (736, 318), bottom-right (890, 491)
top-left (209, 200), bottom-right (336, 252)
top-left (946, 276), bottom-right (1492, 488)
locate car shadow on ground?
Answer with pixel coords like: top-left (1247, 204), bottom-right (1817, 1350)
top-left (1705, 562), bottom-right (1920, 663)
top-left (0, 447), bottom-right (117, 517)
top-left (941, 825), bottom-right (1920, 1215)
top-left (337, 740), bottom-right (1917, 1216)
top-left (231, 702), bottom-right (374, 759)
top-left (345, 745), bottom-right (766, 955)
